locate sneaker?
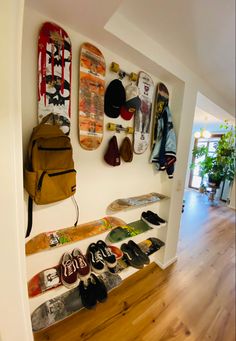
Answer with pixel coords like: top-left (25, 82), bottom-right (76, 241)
top-left (96, 240), bottom-right (117, 268)
top-left (147, 210), bottom-right (166, 225)
top-left (87, 243), bottom-right (105, 274)
top-left (127, 240), bottom-right (150, 265)
top-left (72, 248), bottom-right (90, 280)
top-left (90, 273), bottom-right (108, 303)
top-left (60, 252), bottom-right (78, 289)
top-left (120, 243), bottom-right (144, 269)
top-left (78, 278), bottom-right (97, 309)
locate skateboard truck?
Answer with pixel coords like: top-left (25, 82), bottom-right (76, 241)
top-left (110, 62), bottom-right (138, 82)
top-left (107, 122), bottom-right (134, 134)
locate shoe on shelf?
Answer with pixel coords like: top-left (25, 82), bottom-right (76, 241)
top-left (147, 210), bottom-right (166, 225)
top-left (72, 248), bottom-right (90, 280)
top-left (60, 252), bottom-right (78, 289)
top-left (90, 273), bottom-right (108, 303)
top-left (127, 240), bottom-right (150, 265)
top-left (96, 240), bottom-right (117, 268)
top-left (78, 278), bottom-right (97, 309)
top-left (87, 243), bottom-right (106, 274)
top-left (120, 243), bottom-right (144, 269)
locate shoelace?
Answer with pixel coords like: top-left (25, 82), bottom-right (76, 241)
top-left (64, 260), bottom-right (76, 277)
top-left (94, 250), bottom-right (103, 263)
top-left (77, 256), bottom-right (87, 268)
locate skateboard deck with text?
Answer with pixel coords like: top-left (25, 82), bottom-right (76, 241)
top-left (134, 71), bottom-right (154, 154)
top-left (78, 42), bottom-right (105, 150)
top-left (38, 22), bottom-right (72, 134)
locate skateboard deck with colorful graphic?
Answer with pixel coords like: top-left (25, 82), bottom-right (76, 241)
top-left (31, 271), bottom-right (122, 332)
top-left (31, 237), bottom-right (165, 332)
top-left (151, 82), bottom-right (169, 148)
top-left (134, 71), bottom-right (154, 154)
top-left (78, 42), bottom-right (105, 150)
top-left (25, 216), bottom-right (126, 256)
top-left (38, 22), bottom-right (72, 135)
top-left (106, 220), bottom-right (152, 243)
top-left (28, 245), bottom-right (123, 298)
top-left (108, 192), bottom-right (167, 212)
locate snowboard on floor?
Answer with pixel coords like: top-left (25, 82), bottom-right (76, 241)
top-left (25, 216), bottom-right (126, 256)
top-left (133, 71), bottom-right (154, 154)
top-left (28, 245), bottom-right (123, 298)
top-left (38, 22), bottom-right (72, 134)
top-left (108, 192), bottom-right (167, 212)
top-left (78, 42), bottom-right (105, 150)
top-left (151, 82), bottom-right (169, 148)
top-left (31, 238), bottom-right (165, 332)
top-left (31, 271), bottom-right (122, 332)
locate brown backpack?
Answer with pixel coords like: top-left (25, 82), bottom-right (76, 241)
top-left (24, 114), bottom-right (77, 237)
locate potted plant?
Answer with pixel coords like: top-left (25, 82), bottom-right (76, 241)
top-left (191, 121), bottom-right (235, 189)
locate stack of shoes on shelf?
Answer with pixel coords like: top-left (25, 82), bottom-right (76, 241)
top-left (60, 249), bottom-right (90, 289)
top-left (121, 240), bottom-right (150, 269)
top-left (87, 240), bottom-right (117, 273)
top-left (141, 210), bottom-right (166, 228)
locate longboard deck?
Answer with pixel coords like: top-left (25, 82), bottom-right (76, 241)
top-left (31, 238), bottom-right (165, 332)
top-left (25, 216), bottom-right (126, 256)
top-left (78, 42), bottom-right (105, 150)
top-left (134, 71), bottom-right (154, 154)
top-left (38, 22), bottom-right (72, 134)
top-left (108, 192), bottom-right (167, 212)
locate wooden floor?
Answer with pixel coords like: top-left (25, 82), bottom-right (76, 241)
top-left (34, 191), bottom-right (235, 341)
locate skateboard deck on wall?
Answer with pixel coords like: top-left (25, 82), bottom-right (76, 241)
top-left (31, 238), bottom-right (165, 332)
top-left (108, 192), bottom-right (167, 212)
top-left (31, 271), bottom-right (122, 332)
top-left (78, 42), bottom-right (105, 150)
top-left (25, 216), bottom-right (126, 256)
top-left (38, 22), bottom-right (72, 135)
top-left (133, 71), bottom-right (154, 154)
top-left (28, 245), bottom-right (123, 298)
top-left (151, 82), bottom-right (169, 148)
top-left (106, 220), bottom-right (152, 243)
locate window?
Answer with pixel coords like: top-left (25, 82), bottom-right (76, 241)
top-left (189, 135), bottom-right (222, 189)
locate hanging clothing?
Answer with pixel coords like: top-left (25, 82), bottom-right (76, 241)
top-left (150, 106), bottom-right (177, 178)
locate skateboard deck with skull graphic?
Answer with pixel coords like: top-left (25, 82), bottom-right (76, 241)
top-left (78, 42), bottom-right (105, 150)
top-left (38, 22), bottom-right (72, 135)
top-left (134, 72), bottom-right (154, 154)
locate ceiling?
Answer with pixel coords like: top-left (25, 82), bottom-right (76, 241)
top-left (26, 0), bottom-right (235, 114)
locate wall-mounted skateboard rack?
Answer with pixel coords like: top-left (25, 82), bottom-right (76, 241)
top-left (110, 62), bottom-right (138, 82)
top-left (107, 123), bottom-right (134, 134)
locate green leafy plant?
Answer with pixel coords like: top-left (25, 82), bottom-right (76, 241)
top-left (191, 121), bottom-right (236, 186)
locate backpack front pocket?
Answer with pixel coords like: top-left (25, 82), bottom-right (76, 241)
top-left (35, 169), bottom-right (76, 204)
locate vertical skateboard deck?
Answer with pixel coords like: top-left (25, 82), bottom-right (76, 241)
top-left (28, 245), bottom-right (123, 298)
top-left (152, 82), bottom-right (169, 148)
top-left (38, 22), bottom-right (72, 134)
top-left (134, 71), bottom-right (154, 154)
top-left (31, 271), bottom-right (122, 332)
top-left (25, 216), bottom-right (126, 256)
top-left (78, 42), bottom-right (105, 150)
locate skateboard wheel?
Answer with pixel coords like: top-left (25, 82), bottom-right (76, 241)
top-left (107, 123), bottom-right (116, 131)
top-left (126, 127), bottom-right (134, 134)
top-left (110, 62), bottom-right (120, 73)
top-left (130, 72), bottom-right (138, 82)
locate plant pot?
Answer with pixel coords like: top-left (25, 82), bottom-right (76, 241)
top-left (208, 174), bottom-right (222, 188)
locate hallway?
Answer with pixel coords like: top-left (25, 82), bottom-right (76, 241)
top-left (35, 191), bottom-right (236, 341)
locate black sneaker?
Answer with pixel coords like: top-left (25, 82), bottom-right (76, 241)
top-left (141, 211), bottom-right (160, 228)
top-left (90, 273), bottom-right (108, 303)
top-left (121, 243), bottom-right (144, 269)
top-left (78, 278), bottom-right (97, 309)
top-left (147, 210), bottom-right (166, 225)
top-left (128, 240), bottom-right (150, 265)
top-left (96, 240), bottom-right (117, 268)
top-left (87, 243), bottom-right (105, 274)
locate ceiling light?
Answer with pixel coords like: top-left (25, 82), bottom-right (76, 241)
top-left (202, 129), bottom-right (211, 138)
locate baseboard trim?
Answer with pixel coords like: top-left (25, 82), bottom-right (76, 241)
top-left (155, 256), bottom-right (178, 269)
